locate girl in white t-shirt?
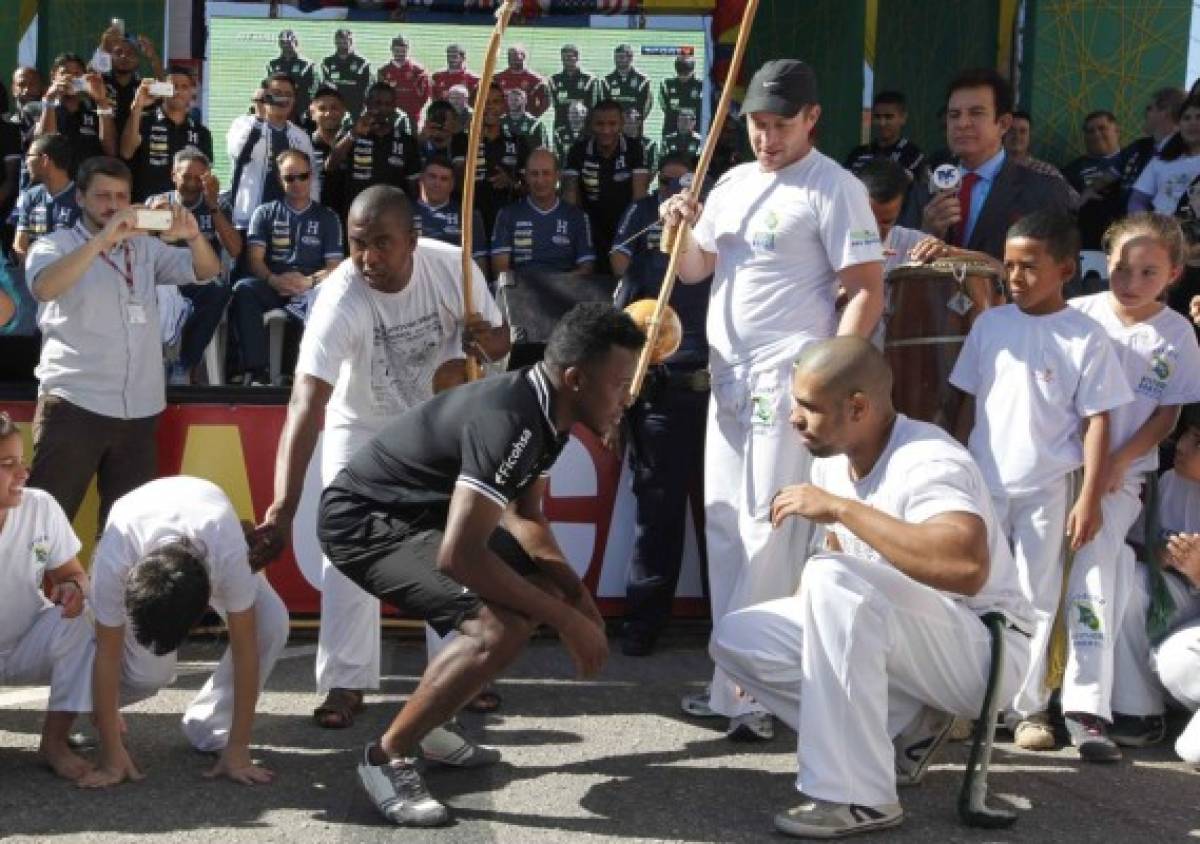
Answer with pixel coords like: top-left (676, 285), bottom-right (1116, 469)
top-left (1064, 214), bottom-right (1200, 760)
top-left (0, 412), bottom-right (95, 780)
top-left (1130, 97), bottom-right (1200, 214)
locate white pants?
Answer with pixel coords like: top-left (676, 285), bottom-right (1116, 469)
top-left (0, 605), bottom-right (95, 713)
top-left (992, 478), bottom-right (1070, 715)
top-left (705, 356), bottom-right (815, 717)
top-left (1060, 480), bottom-right (1143, 719)
top-left (711, 554), bottom-right (1029, 806)
top-left (1112, 564), bottom-right (1200, 762)
top-left (121, 574), bottom-right (289, 752)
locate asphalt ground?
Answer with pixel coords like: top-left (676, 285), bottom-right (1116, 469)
top-left (2, 626), bottom-right (1198, 843)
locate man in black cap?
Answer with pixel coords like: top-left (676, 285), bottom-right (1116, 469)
top-left (660, 58), bottom-right (884, 743)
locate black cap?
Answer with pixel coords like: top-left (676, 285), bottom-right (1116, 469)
top-left (741, 60), bottom-right (818, 117)
top-left (312, 83), bottom-right (343, 102)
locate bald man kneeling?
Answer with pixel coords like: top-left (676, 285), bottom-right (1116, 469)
top-left (709, 337), bottom-right (1034, 839)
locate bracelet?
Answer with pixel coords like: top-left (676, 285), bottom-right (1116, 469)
top-left (96, 107), bottom-right (115, 118)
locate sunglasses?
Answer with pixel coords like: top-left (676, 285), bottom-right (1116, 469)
top-left (281, 172), bottom-right (311, 183)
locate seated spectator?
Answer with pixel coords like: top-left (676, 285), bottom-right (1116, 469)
top-left (13, 134), bottom-right (79, 263)
top-left (413, 156), bottom-right (487, 275)
top-left (661, 108), bottom-right (702, 165)
top-left (35, 53), bottom-right (116, 174)
top-left (307, 84), bottom-right (347, 218)
top-left (1005, 111), bottom-right (1078, 200)
top-left (230, 149), bottom-right (342, 386)
top-left (624, 106), bottom-right (658, 174)
top-left (1062, 110), bottom-right (1127, 249)
top-left (844, 90), bottom-right (927, 182)
top-left (0, 412), bottom-right (95, 783)
top-left (563, 98), bottom-right (649, 274)
top-left (500, 88), bottom-right (549, 150)
top-left (1130, 95), bottom-right (1200, 214)
top-left (417, 99), bottom-right (464, 167)
top-left (119, 66), bottom-right (211, 203)
top-left (226, 73), bottom-right (317, 234)
top-left (553, 101), bottom-right (588, 165)
top-left (146, 148), bottom-right (242, 385)
top-left (24, 156), bottom-right (219, 526)
top-left (492, 148), bottom-right (594, 276)
top-left (1122, 87), bottom-right (1185, 193)
top-left (0, 89), bottom-right (19, 222)
top-left (10, 66), bottom-right (45, 136)
top-left (454, 84), bottom-right (530, 240)
top-left (327, 82), bottom-right (420, 209)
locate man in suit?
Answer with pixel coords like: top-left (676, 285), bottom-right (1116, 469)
top-left (906, 69), bottom-right (1073, 260)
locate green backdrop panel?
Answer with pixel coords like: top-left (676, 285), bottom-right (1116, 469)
top-left (873, 0), bottom-right (1001, 159)
top-left (744, 0), bottom-right (865, 164)
top-left (1025, 0), bottom-right (1190, 166)
top-left (37, 0), bottom-right (165, 77)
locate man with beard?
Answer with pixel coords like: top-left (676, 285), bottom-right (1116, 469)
top-left (379, 34), bottom-right (431, 128)
top-left (603, 44), bottom-right (652, 129)
top-left (495, 46), bottom-right (549, 118)
top-left (13, 134), bottom-right (79, 263)
top-left (321, 29), bottom-right (372, 119)
top-left (432, 44), bottom-right (480, 102)
top-left (99, 31), bottom-right (163, 136)
top-left (452, 84), bottom-right (530, 238)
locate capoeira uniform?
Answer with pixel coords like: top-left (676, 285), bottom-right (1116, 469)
top-left (1063, 295), bottom-right (1200, 719)
top-left (300, 240), bottom-right (500, 694)
top-left (693, 150), bottom-right (883, 718)
top-left (0, 488), bottom-right (93, 714)
top-left (90, 477), bottom-right (290, 752)
top-left (1113, 469), bottom-right (1200, 764)
top-left (711, 415), bottom-right (1034, 806)
top-left (949, 304), bottom-right (1132, 715)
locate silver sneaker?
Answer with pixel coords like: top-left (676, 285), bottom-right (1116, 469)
top-left (894, 706), bottom-right (954, 786)
top-left (681, 685), bottom-right (719, 718)
top-left (356, 743), bottom-right (449, 827)
top-left (419, 721), bottom-right (501, 768)
top-left (775, 795), bottom-right (903, 839)
top-left (726, 711), bottom-right (774, 742)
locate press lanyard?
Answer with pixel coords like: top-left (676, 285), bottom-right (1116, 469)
top-left (77, 223), bottom-right (136, 295)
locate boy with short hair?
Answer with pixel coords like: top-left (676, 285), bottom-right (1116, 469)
top-left (0, 412), bottom-right (95, 781)
top-left (949, 210), bottom-right (1133, 748)
top-left (78, 475), bottom-right (289, 789)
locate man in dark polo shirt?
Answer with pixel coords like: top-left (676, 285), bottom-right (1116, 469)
top-left (120, 65), bottom-right (213, 202)
top-left (321, 29), bottom-right (372, 119)
top-left (313, 303), bottom-right (641, 827)
top-left (308, 85), bottom-right (347, 219)
top-left (100, 33), bottom-right (163, 137)
top-left (563, 98), bottom-right (649, 274)
top-left (267, 30), bottom-right (318, 125)
top-left (35, 53), bottom-right (116, 176)
top-left (453, 84), bottom-right (530, 239)
top-left (327, 82), bottom-right (420, 209)
top-left (843, 90), bottom-right (926, 183)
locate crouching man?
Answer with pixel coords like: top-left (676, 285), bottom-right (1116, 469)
top-left (710, 337), bottom-right (1034, 838)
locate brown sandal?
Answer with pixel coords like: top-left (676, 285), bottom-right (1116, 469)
top-left (313, 688), bottom-right (365, 729)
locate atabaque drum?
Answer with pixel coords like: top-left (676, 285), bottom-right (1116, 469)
top-left (885, 258), bottom-right (1004, 431)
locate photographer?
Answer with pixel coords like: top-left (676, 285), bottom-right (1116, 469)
top-left (121, 65), bottom-right (213, 202)
top-left (98, 27), bottom-right (164, 136)
top-left (35, 53), bottom-right (116, 174)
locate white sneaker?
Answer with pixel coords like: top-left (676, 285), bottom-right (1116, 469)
top-left (419, 721), bottom-right (501, 768)
top-left (356, 743), bottom-right (449, 827)
top-left (894, 706), bottom-right (954, 786)
top-left (681, 685), bottom-right (719, 718)
top-left (775, 795), bottom-right (903, 839)
top-left (726, 711), bottom-right (774, 742)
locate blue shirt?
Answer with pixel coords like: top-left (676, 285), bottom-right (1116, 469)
top-left (15, 181), bottom-right (80, 243)
top-left (963, 148), bottom-right (1006, 246)
top-left (414, 200), bottom-right (488, 258)
top-left (490, 197), bottom-right (595, 272)
top-left (612, 194), bottom-right (710, 365)
top-left (247, 200), bottom-right (343, 276)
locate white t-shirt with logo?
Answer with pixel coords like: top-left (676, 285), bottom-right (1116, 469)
top-left (296, 239), bottom-right (502, 477)
top-left (0, 488), bottom-right (81, 656)
top-left (811, 415), bottom-right (1034, 629)
top-left (1070, 294), bottom-right (1200, 474)
top-left (692, 149), bottom-right (883, 371)
top-left (1132, 155), bottom-right (1200, 214)
top-left (90, 477), bottom-right (257, 628)
top-left (949, 304), bottom-right (1134, 495)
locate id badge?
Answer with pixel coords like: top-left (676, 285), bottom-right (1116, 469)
top-left (126, 303), bottom-right (147, 325)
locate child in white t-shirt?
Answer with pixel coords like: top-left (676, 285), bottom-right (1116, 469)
top-left (0, 412), bottom-right (95, 780)
top-left (1111, 415), bottom-right (1200, 764)
top-left (1061, 214), bottom-right (1200, 760)
top-left (1130, 97), bottom-right (1200, 214)
top-left (949, 210), bottom-right (1133, 751)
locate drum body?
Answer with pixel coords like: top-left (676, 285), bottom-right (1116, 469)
top-left (884, 260), bottom-right (1003, 430)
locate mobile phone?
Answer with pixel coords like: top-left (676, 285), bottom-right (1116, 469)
top-left (111, 17), bottom-right (126, 35)
top-left (135, 207), bottom-right (173, 232)
top-left (71, 77), bottom-right (89, 94)
top-left (149, 81), bottom-right (175, 98)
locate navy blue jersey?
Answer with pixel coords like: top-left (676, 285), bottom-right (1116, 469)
top-left (491, 198), bottom-right (595, 272)
top-left (248, 199), bottom-right (343, 276)
top-left (344, 126), bottom-right (420, 206)
top-left (612, 194), bottom-right (710, 365)
top-left (414, 200), bottom-right (488, 258)
top-left (144, 190), bottom-right (233, 258)
top-left (15, 182), bottom-right (81, 243)
top-left (563, 135), bottom-right (647, 248)
top-left (453, 129), bottom-right (530, 237)
top-left (54, 103), bottom-right (104, 176)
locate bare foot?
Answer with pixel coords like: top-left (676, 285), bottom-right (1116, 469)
top-left (38, 742), bottom-right (94, 781)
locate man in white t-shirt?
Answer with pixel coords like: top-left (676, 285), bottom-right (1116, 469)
top-left (710, 338), bottom-right (1034, 838)
top-left (0, 413), bottom-right (95, 781)
top-left (661, 60), bottom-right (884, 739)
top-left (77, 476), bottom-right (289, 789)
top-left (254, 185), bottom-right (508, 758)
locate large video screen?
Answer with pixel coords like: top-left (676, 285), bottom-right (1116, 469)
top-left (205, 16), bottom-right (709, 183)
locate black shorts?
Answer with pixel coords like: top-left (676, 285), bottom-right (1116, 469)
top-left (318, 486), bottom-right (538, 637)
